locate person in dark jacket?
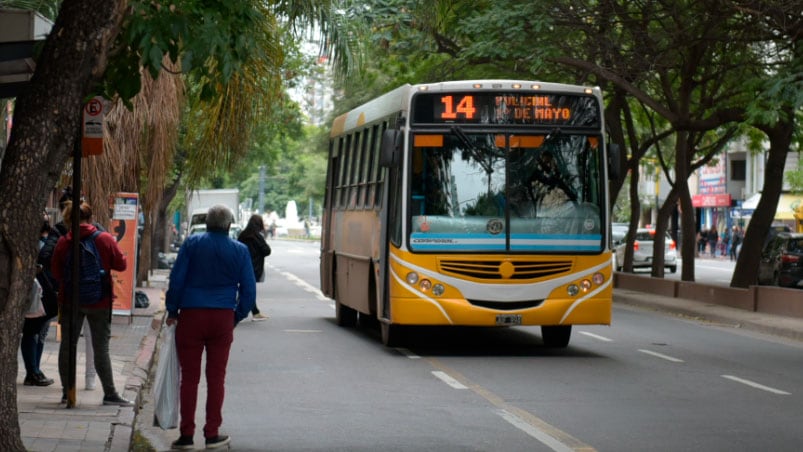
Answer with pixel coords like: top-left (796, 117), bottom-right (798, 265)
top-left (708, 228), bottom-right (719, 257)
top-left (165, 205), bottom-right (256, 450)
top-left (51, 201), bottom-right (130, 406)
top-left (20, 221), bottom-right (60, 386)
top-left (237, 214), bottom-right (271, 321)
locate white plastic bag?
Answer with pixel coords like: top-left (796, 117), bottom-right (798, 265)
top-left (25, 278), bottom-right (45, 318)
top-left (152, 324), bottom-right (179, 429)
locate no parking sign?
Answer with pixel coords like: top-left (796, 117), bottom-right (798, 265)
top-left (82, 96), bottom-right (105, 156)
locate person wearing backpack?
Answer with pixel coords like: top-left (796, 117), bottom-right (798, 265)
top-left (54, 190), bottom-right (99, 390)
top-left (51, 200), bottom-right (131, 406)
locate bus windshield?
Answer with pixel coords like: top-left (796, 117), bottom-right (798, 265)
top-left (409, 130), bottom-right (603, 253)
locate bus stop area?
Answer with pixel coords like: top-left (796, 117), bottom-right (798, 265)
top-left (16, 273), bottom-right (168, 452)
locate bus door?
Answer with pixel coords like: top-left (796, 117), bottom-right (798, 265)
top-left (320, 141), bottom-right (338, 298)
top-left (378, 128), bottom-right (403, 321)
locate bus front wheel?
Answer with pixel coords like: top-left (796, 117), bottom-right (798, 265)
top-left (381, 322), bottom-right (404, 347)
top-left (336, 300), bottom-right (358, 327)
top-left (541, 325), bottom-right (571, 348)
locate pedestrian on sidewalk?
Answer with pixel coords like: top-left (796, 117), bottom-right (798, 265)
top-left (237, 214), bottom-right (271, 321)
top-left (708, 228), bottom-right (719, 258)
top-left (49, 193), bottom-right (98, 390)
top-left (51, 200), bottom-right (132, 406)
top-left (697, 229), bottom-right (707, 256)
top-left (730, 225), bottom-right (743, 261)
top-left (21, 220), bottom-right (60, 386)
top-left (165, 205), bottom-right (256, 450)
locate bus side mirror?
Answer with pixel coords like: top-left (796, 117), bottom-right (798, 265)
top-left (608, 143), bottom-right (621, 180)
top-left (379, 130), bottom-right (402, 168)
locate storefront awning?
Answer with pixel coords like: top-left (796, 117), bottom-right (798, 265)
top-left (741, 193), bottom-right (761, 210)
top-left (739, 193), bottom-right (803, 220)
top-left (775, 194), bottom-right (803, 220)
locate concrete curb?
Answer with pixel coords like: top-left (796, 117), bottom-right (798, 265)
top-left (615, 289), bottom-right (803, 342)
top-left (116, 287), bottom-right (166, 451)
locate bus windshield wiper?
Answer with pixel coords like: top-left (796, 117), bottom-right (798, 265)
top-left (451, 126), bottom-right (494, 177)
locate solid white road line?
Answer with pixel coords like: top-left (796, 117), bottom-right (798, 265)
top-left (721, 375), bottom-right (791, 395)
top-left (638, 349), bottom-right (685, 363)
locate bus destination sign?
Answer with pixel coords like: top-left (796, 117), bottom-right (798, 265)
top-left (411, 92), bottom-right (600, 127)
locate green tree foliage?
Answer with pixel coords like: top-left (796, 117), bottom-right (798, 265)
top-left (338, 0), bottom-right (800, 286)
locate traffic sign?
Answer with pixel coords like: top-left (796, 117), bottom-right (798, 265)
top-left (82, 96), bottom-right (105, 156)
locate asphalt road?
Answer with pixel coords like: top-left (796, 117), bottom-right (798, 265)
top-left (138, 240), bottom-right (802, 451)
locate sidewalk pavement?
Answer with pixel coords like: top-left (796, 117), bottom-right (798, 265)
top-left (17, 273), bottom-right (169, 452)
top-left (16, 271), bottom-right (803, 451)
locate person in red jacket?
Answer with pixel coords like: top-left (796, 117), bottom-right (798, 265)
top-left (51, 200), bottom-right (131, 406)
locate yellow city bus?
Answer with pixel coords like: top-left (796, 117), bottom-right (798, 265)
top-left (320, 80), bottom-right (620, 347)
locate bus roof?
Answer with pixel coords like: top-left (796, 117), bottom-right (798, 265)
top-left (330, 80), bottom-right (601, 137)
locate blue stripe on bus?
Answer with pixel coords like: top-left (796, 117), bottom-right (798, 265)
top-left (411, 233), bottom-right (603, 240)
top-left (410, 233), bottom-right (603, 251)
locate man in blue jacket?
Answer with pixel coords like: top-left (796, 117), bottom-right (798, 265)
top-left (165, 205), bottom-right (256, 450)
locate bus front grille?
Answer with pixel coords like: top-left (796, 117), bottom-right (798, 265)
top-left (439, 259), bottom-right (573, 280)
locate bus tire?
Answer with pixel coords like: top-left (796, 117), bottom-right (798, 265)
top-left (336, 300), bottom-right (358, 327)
top-left (541, 325), bottom-right (571, 348)
top-left (381, 322), bottom-right (403, 347)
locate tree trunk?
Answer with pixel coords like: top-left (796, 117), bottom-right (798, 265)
top-left (137, 207), bottom-right (153, 286)
top-left (623, 167), bottom-right (641, 272)
top-left (675, 132), bottom-right (696, 282)
top-left (731, 114), bottom-right (794, 288)
top-left (652, 188), bottom-right (680, 278)
top-left (151, 178), bottom-right (180, 269)
top-left (0, 1), bottom-right (127, 449)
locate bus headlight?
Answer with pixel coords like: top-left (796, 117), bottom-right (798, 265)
top-left (592, 272), bottom-right (605, 286)
top-left (419, 279), bottom-right (432, 291)
top-left (432, 283), bottom-right (445, 296)
top-left (567, 284), bottom-right (579, 296)
top-left (406, 272), bottom-right (419, 285)
top-left (580, 279), bottom-right (592, 293)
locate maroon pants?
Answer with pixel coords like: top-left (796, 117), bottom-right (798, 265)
top-left (175, 309), bottom-right (234, 439)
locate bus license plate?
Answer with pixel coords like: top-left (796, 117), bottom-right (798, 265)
top-left (496, 314), bottom-right (522, 326)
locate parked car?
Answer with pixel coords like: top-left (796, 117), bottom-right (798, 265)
top-left (611, 224), bottom-right (628, 246)
top-left (611, 224), bottom-right (628, 269)
top-left (763, 222), bottom-right (793, 249)
top-left (614, 228), bottom-right (677, 273)
top-left (157, 252), bottom-right (175, 269)
top-left (758, 232), bottom-right (803, 287)
top-left (188, 224), bottom-right (206, 236)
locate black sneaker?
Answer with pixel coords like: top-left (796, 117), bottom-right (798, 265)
top-left (102, 393), bottom-right (134, 406)
top-left (171, 435), bottom-right (194, 450)
top-left (23, 375), bottom-right (37, 386)
top-left (205, 435), bottom-right (230, 449)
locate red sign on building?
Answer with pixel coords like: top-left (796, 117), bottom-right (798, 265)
top-left (692, 193), bottom-right (732, 207)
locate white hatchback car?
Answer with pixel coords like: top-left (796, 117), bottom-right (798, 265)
top-left (614, 228), bottom-right (677, 273)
